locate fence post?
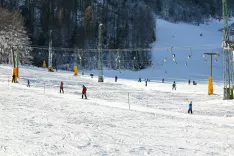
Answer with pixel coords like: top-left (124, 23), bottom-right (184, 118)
top-left (128, 92), bottom-right (130, 110)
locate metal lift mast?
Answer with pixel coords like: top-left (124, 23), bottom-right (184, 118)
top-left (222, 0), bottom-right (234, 99)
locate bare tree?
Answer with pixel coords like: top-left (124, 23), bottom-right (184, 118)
top-left (0, 7), bottom-right (31, 64)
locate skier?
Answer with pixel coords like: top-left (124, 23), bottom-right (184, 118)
top-left (188, 101), bottom-right (193, 114)
top-left (115, 76), bottom-right (118, 82)
top-left (138, 77), bottom-right (141, 82)
top-left (188, 79), bottom-right (191, 85)
top-left (12, 74), bottom-right (16, 83)
top-left (162, 78), bottom-right (165, 83)
top-left (82, 85), bottom-right (87, 99)
top-left (172, 81), bottom-right (176, 90)
top-left (27, 80), bottom-right (30, 87)
top-left (90, 73), bottom-right (94, 78)
top-left (193, 80), bottom-right (197, 85)
top-left (145, 79), bottom-right (147, 87)
top-left (60, 81), bottom-right (64, 93)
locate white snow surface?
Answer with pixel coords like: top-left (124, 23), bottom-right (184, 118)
top-left (1, 65), bottom-right (234, 156)
top-left (1, 19), bottom-right (234, 156)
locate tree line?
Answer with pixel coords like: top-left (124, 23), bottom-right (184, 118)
top-left (0, 0), bottom-right (233, 70)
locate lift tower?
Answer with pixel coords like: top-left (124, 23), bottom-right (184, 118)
top-left (222, 0), bottom-right (234, 99)
top-left (98, 24), bottom-right (104, 82)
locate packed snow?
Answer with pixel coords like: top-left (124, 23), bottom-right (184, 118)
top-left (1, 18), bottom-right (234, 156)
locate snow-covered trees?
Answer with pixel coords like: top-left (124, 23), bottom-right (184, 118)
top-left (0, 7), bottom-right (31, 64)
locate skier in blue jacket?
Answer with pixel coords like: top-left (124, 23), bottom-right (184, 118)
top-left (172, 81), bottom-right (176, 90)
top-left (188, 101), bottom-right (193, 114)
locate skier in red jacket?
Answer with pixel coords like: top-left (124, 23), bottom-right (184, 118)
top-left (82, 85), bottom-right (87, 99)
top-left (60, 81), bottom-right (64, 93)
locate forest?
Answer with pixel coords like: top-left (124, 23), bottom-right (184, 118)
top-left (0, 0), bottom-right (233, 70)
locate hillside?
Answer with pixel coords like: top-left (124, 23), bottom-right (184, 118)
top-left (86, 18), bottom-right (233, 83)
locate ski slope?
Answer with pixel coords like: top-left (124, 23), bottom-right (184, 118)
top-left (87, 18), bottom-right (233, 82)
top-left (1, 19), bottom-right (234, 155)
top-left (151, 19), bottom-right (224, 81)
top-left (0, 65), bottom-right (234, 156)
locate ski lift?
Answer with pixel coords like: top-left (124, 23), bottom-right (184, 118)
top-left (203, 54), bottom-right (206, 58)
top-left (173, 54), bottom-right (176, 58)
top-left (185, 62), bottom-right (188, 66)
top-left (215, 58), bottom-right (218, 62)
top-left (164, 58), bottom-right (167, 63)
top-left (204, 59), bottom-right (207, 63)
top-left (173, 58), bottom-right (176, 61)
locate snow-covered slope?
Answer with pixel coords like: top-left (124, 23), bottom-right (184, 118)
top-left (88, 18), bottom-right (233, 82)
top-left (1, 19), bottom-right (234, 156)
top-left (151, 19), bottom-right (224, 81)
top-left (0, 65), bottom-right (234, 156)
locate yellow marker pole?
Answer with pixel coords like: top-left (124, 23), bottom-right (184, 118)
top-left (12, 68), bottom-right (17, 83)
top-left (208, 76), bottom-right (213, 95)
top-left (204, 52), bottom-right (218, 95)
top-left (15, 67), bottom-right (19, 78)
top-left (43, 60), bottom-right (47, 68)
top-left (74, 66), bottom-right (78, 76)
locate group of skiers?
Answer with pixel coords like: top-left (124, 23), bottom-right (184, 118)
top-left (60, 79), bottom-right (195, 114)
top-left (14, 73), bottom-right (194, 114)
top-left (137, 78), bottom-right (193, 114)
top-left (15, 78), bottom-right (87, 99)
top-left (59, 81), bottom-right (87, 99)
top-left (188, 79), bottom-right (197, 85)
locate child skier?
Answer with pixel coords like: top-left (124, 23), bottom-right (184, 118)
top-left (172, 81), bottom-right (176, 90)
top-left (193, 80), bottom-right (197, 85)
top-left (27, 80), bottom-right (30, 87)
top-left (60, 81), bottom-right (64, 93)
top-left (188, 101), bottom-right (193, 114)
top-left (82, 85), bottom-right (87, 99)
top-left (12, 74), bottom-right (16, 83)
top-left (138, 77), bottom-right (141, 82)
top-left (115, 76), bottom-right (118, 82)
